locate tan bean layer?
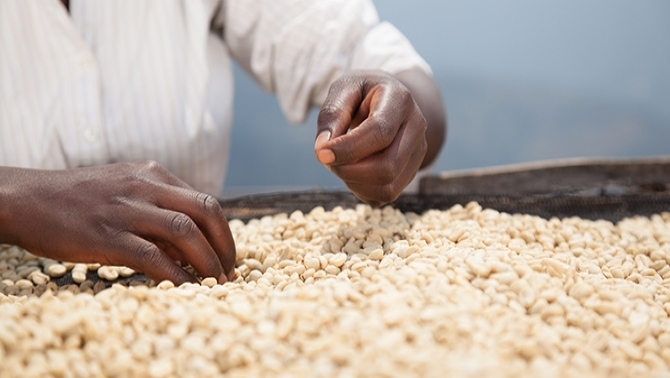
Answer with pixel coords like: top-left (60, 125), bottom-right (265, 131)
top-left (1, 203), bottom-right (670, 377)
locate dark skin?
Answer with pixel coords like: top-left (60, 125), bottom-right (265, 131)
top-left (315, 69), bottom-right (446, 206)
top-left (2, 1), bottom-right (447, 284)
top-left (0, 69), bottom-right (445, 285)
top-left (0, 162), bottom-right (237, 285)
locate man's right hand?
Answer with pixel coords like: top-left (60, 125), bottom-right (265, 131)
top-left (0, 161), bottom-right (236, 285)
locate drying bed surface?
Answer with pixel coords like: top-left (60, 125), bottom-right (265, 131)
top-left (1, 202), bottom-right (670, 377)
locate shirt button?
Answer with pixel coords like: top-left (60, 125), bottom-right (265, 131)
top-left (84, 128), bottom-right (97, 143)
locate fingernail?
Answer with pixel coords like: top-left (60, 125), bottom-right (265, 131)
top-left (315, 131), bottom-right (335, 165)
top-left (315, 131), bottom-right (331, 149)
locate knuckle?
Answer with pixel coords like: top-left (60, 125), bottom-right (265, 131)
top-left (385, 78), bottom-right (412, 105)
top-left (140, 160), bottom-right (174, 180)
top-left (397, 85), bottom-right (414, 105)
top-left (141, 160), bottom-right (162, 172)
top-left (317, 104), bottom-right (342, 126)
top-left (415, 110), bottom-right (428, 132)
top-left (197, 193), bottom-right (221, 215)
top-left (420, 137), bottom-right (428, 155)
top-left (133, 243), bottom-right (163, 269)
top-left (127, 160), bottom-right (166, 189)
top-left (338, 73), bottom-right (362, 89)
top-left (170, 213), bottom-right (196, 239)
top-left (373, 118), bottom-right (394, 145)
top-left (415, 111), bottom-right (428, 132)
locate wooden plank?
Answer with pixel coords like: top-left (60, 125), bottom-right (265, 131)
top-left (419, 156), bottom-right (670, 195)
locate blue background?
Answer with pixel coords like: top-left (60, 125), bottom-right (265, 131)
top-left (223, 1), bottom-right (670, 197)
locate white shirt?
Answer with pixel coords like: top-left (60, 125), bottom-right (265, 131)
top-left (0, 0), bottom-right (431, 196)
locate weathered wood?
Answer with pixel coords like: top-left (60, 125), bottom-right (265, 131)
top-left (419, 157), bottom-right (670, 195)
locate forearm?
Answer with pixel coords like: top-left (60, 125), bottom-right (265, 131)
top-left (0, 167), bottom-right (32, 246)
top-left (393, 68), bottom-right (447, 169)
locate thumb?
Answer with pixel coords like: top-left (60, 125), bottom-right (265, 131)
top-left (314, 130), bottom-right (335, 165)
top-left (314, 77), bottom-right (365, 165)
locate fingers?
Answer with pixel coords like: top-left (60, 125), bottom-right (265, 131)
top-left (152, 186), bottom-right (237, 279)
top-left (321, 112), bottom-right (402, 166)
top-left (344, 145), bottom-right (426, 207)
top-left (9, 162), bottom-right (236, 286)
top-left (315, 74), bottom-right (369, 165)
top-left (314, 93), bottom-right (369, 165)
top-left (123, 164), bottom-right (236, 282)
top-left (116, 234), bottom-right (197, 285)
top-left (131, 206), bottom-right (227, 283)
top-left (315, 73), bottom-right (413, 166)
top-left (316, 77), bottom-right (364, 138)
top-left (315, 71), bottom-right (431, 206)
top-left (328, 117), bottom-right (426, 185)
top-left (152, 240), bottom-right (186, 266)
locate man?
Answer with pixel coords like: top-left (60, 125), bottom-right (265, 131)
top-left (0, 1), bottom-right (446, 285)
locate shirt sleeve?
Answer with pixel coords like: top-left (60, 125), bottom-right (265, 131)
top-left (215, 0), bottom-right (432, 124)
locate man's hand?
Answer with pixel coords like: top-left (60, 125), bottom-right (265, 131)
top-left (314, 70), bottom-right (446, 206)
top-left (0, 162), bottom-right (236, 285)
